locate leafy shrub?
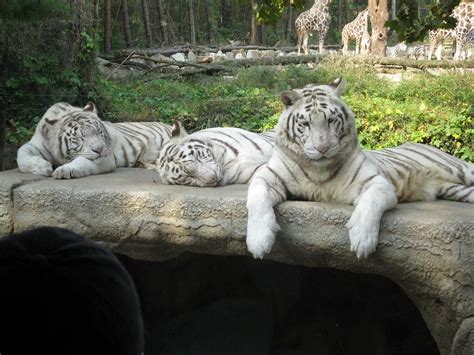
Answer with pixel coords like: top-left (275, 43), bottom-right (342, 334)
top-left (96, 62), bottom-right (473, 162)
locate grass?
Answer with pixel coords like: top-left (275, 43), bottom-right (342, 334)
top-left (94, 58), bottom-right (473, 161)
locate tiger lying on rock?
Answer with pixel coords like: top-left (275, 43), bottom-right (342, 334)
top-left (246, 78), bottom-right (474, 259)
top-left (17, 102), bottom-right (172, 179)
top-left (146, 121), bottom-right (274, 186)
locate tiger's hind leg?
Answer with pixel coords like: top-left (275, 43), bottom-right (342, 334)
top-left (437, 183), bottom-right (474, 203)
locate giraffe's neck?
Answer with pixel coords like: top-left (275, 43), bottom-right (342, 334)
top-left (363, 11), bottom-right (369, 27)
top-left (310, 0), bottom-right (330, 13)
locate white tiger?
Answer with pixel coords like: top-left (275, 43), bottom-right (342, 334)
top-left (17, 102), bottom-right (172, 179)
top-left (386, 42), bottom-right (408, 57)
top-left (146, 121), bottom-right (274, 187)
top-left (246, 78), bottom-right (474, 259)
top-left (407, 44), bottom-right (429, 60)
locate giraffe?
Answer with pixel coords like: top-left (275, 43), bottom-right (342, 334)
top-left (427, 29), bottom-right (456, 60)
top-left (295, 0), bottom-right (332, 55)
top-left (342, 8), bottom-right (370, 55)
top-left (451, 2), bottom-right (474, 60)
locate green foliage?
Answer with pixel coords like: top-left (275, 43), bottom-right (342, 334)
top-left (96, 77), bottom-right (280, 132)
top-left (1, 3), bottom-right (99, 148)
top-left (0, 0), bottom-right (69, 20)
top-left (254, 0), bottom-right (305, 25)
top-left (2, 53), bottom-right (84, 135)
top-left (6, 117), bottom-right (40, 146)
top-left (386, 0), bottom-right (460, 43)
top-left (79, 31), bottom-right (96, 63)
top-left (96, 61), bottom-right (473, 162)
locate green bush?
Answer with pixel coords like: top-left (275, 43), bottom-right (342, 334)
top-left (96, 62), bottom-right (473, 162)
top-left (6, 59), bottom-right (466, 163)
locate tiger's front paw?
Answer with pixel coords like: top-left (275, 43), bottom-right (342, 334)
top-left (30, 161), bottom-right (53, 177)
top-left (346, 209), bottom-right (380, 259)
top-left (246, 211), bottom-right (280, 259)
top-left (52, 165), bottom-right (87, 179)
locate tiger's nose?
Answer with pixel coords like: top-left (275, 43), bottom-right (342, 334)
top-left (92, 147), bottom-right (103, 155)
top-left (316, 144), bottom-right (330, 154)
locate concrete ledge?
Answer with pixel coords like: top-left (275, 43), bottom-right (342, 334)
top-left (0, 168), bottom-right (473, 354)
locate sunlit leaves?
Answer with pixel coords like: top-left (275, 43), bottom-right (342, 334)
top-left (385, 0), bottom-right (460, 43)
top-left (253, 0), bottom-right (306, 25)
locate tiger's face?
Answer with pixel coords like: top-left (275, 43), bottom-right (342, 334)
top-left (278, 78), bottom-right (357, 164)
top-left (41, 103), bottom-right (110, 162)
top-left (154, 123), bottom-right (222, 187)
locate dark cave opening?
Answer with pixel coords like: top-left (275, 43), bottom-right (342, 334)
top-left (117, 253), bottom-right (440, 355)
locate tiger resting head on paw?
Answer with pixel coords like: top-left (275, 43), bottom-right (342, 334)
top-left (40, 102), bottom-right (111, 163)
top-left (149, 121), bottom-right (222, 187)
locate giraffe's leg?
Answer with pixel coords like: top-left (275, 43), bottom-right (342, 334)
top-left (454, 29), bottom-right (466, 60)
top-left (342, 35), bottom-right (348, 55)
top-left (303, 33), bottom-right (309, 55)
top-left (355, 37), bottom-right (361, 55)
top-left (435, 43), bottom-right (443, 60)
top-left (427, 42), bottom-right (435, 60)
top-left (454, 40), bottom-right (463, 60)
top-left (297, 33), bottom-right (302, 55)
top-left (319, 29), bottom-right (328, 54)
top-left (460, 42), bottom-right (467, 60)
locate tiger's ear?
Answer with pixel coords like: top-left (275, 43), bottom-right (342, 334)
top-left (44, 117), bottom-right (59, 125)
top-left (329, 77), bottom-right (346, 97)
top-left (171, 120), bottom-right (188, 139)
top-left (280, 91), bottom-right (302, 107)
top-left (83, 102), bottom-right (97, 113)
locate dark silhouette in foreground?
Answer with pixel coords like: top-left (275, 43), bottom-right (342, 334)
top-left (0, 227), bottom-right (144, 355)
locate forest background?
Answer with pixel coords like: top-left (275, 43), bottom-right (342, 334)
top-left (0, 0), bottom-right (472, 170)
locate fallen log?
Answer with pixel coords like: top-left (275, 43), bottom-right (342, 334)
top-left (334, 55), bottom-right (474, 69)
top-left (120, 44), bottom-right (342, 56)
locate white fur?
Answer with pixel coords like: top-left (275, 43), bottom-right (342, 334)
top-left (246, 79), bottom-right (472, 260)
top-left (247, 81), bottom-right (474, 258)
top-left (52, 156), bottom-right (116, 179)
top-left (246, 178), bottom-right (281, 259)
top-left (17, 102), bottom-right (171, 179)
top-left (346, 176), bottom-right (397, 258)
top-left (149, 123), bottom-right (274, 187)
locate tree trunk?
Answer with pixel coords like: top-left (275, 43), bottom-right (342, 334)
top-left (93, 0), bottom-right (100, 33)
top-left (342, 0), bottom-right (348, 27)
top-left (285, 6), bottom-right (293, 42)
top-left (338, 0), bottom-right (342, 32)
top-left (0, 108), bottom-right (5, 171)
top-left (156, 0), bottom-right (170, 45)
top-left (187, 0), bottom-right (196, 45)
top-left (206, 0), bottom-right (216, 45)
top-left (369, 0), bottom-right (389, 56)
top-left (141, 0), bottom-right (153, 47)
top-left (250, 0), bottom-right (257, 44)
top-left (104, 0), bottom-right (112, 53)
top-left (165, 6), bottom-right (178, 43)
top-left (0, 28), bottom-right (4, 171)
top-left (389, 0), bottom-right (397, 42)
top-left (221, 0), bottom-right (231, 28)
top-left (257, 24), bottom-right (264, 46)
top-left (122, 0), bottom-right (133, 48)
